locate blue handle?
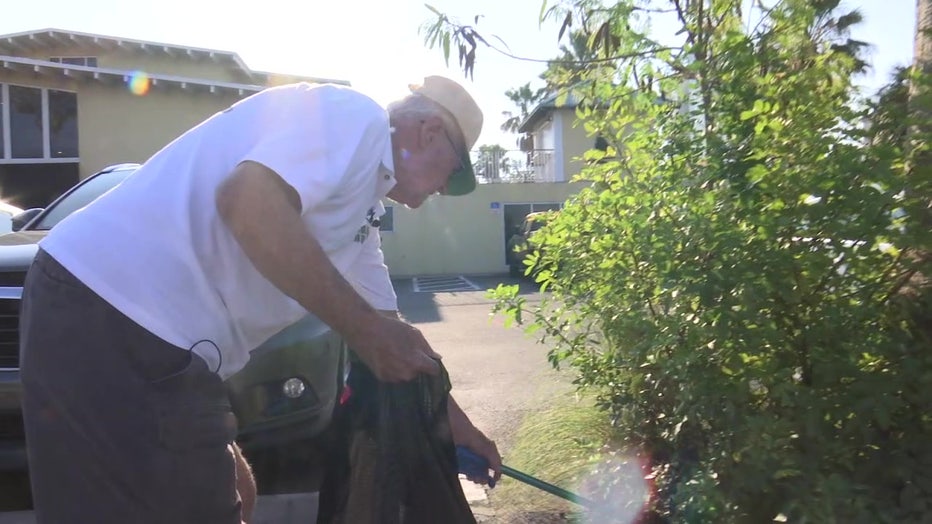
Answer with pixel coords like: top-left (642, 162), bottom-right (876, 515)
top-left (456, 445), bottom-right (496, 488)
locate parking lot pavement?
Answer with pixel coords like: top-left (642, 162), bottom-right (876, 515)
top-left (393, 275), bottom-right (543, 316)
top-left (0, 493), bottom-right (320, 524)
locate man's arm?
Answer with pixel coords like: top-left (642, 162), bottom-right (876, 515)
top-left (216, 161), bottom-right (439, 382)
top-left (231, 443), bottom-right (256, 524)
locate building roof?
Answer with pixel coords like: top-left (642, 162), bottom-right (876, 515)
top-left (0, 28), bottom-right (349, 92)
top-left (0, 54), bottom-right (268, 95)
top-left (517, 91), bottom-right (580, 134)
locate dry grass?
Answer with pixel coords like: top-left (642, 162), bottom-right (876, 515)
top-left (488, 394), bottom-right (613, 523)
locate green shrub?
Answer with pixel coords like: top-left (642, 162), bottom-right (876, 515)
top-left (487, 1), bottom-right (932, 521)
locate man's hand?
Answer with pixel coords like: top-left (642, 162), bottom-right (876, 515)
top-left (349, 315), bottom-right (441, 382)
top-left (448, 396), bottom-right (502, 484)
top-left (460, 432), bottom-right (501, 486)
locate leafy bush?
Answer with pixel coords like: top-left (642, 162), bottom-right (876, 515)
top-left (483, 1), bottom-right (932, 522)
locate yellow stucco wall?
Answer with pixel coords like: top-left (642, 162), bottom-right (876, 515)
top-left (99, 54), bottom-right (245, 83)
top-left (559, 108), bottom-right (594, 181)
top-left (76, 84), bottom-right (243, 177)
top-left (380, 182), bottom-right (585, 277)
top-left (0, 69), bottom-right (76, 92)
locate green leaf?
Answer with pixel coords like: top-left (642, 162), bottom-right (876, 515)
top-left (442, 33), bottom-right (451, 65)
top-left (800, 194), bottom-right (822, 205)
top-left (558, 12), bottom-right (572, 42)
top-left (747, 164), bottom-right (768, 183)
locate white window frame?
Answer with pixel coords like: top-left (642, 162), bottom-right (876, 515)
top-left (49, 56), bottom-right (98, 67)
top-left (0, 82), bottom-right (79, 164)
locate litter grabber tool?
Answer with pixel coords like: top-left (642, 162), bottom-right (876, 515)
top-left (456, 445), bottom-right (597, 509)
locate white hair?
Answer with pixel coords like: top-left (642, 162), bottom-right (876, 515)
top-left (388, 94), bottom-right (464, 144)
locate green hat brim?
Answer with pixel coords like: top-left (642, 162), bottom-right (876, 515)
top-left (445, 151), bottom-right (477, 196)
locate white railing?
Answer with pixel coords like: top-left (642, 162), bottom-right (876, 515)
top-left (470, 149), bottom-right (556, 183)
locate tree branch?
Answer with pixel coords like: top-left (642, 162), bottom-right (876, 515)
top-left (481, 37), bottom-right (680, 65)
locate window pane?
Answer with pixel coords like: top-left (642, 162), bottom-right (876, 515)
top-left (0, 88), bottom-right (5, 158)
top-left (61, 57), bottom-right (84, 66)
top-left (48, 90), bottom-right (78, 158)
top-left (86, 57), bottom-right (98, 67)
top-left (379, 206), bottom-right (394, 232)
top-left (49, 57), bottom-right (61, 63)
top-left (10, 86), bottom-right (43, 159)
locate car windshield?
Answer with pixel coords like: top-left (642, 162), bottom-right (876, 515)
top-left (30, 169), bottom-right (135, 231)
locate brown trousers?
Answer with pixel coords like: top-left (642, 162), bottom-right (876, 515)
top-left (20, 249), bottom-right (242, 524)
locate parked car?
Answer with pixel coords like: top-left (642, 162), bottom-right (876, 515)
top-left (0, 163), bottom-right (347, 476)
top-left (0, 202), bottom-right (24, 235)
top-left (506, 211), bottom-right (551, 277)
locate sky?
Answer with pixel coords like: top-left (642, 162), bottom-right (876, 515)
top-left (1, 0), bottom-right (918, 149)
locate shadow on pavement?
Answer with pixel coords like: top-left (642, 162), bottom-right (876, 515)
top-left (396, 292), bottom-right (443, 324)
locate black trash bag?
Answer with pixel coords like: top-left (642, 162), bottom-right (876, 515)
top-left (317, 359), bottom-right (477, 524)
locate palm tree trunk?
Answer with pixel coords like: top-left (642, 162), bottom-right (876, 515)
top-left (910, 0), bottom-right (931, 232)
top-left (902, 0), bottom-right (932, 300)
top-left (916, 0), bottom-right (931, 77)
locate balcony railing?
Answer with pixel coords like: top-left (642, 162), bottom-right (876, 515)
top-left (470, 149), bottom-right (556, 183)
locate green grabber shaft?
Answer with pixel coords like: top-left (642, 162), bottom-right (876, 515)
top-left (500, 464), bottom-right (597, 509)
top-left (457, 445), bottom-right (598, 509)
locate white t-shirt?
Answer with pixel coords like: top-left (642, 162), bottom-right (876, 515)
top-left (40, 83), bottom-right (398, 379)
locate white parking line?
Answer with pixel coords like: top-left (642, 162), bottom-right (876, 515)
top-left (412, 276), bottom-right (481, 293)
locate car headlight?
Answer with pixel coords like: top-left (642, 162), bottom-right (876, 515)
top-left (282, 377), bottom-right (307, 399)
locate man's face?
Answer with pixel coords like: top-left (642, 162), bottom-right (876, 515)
top-left (388, 118), bottom-right (465, 208)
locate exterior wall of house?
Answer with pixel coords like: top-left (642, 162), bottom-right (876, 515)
top-left (530, 118), bottom-right (556, 182)
top-left (77, 84), bottom-right (243, 177)
top-left (0, 67), bottom-right (76, 93)
top-left (559, 107), bottom-right (595, 181)
top-left (380, 182), bottom-right (584, 277)
top-left (99, 54), bottom-right (244, 83)
top-left (528, 107), bottom-right (593, 182)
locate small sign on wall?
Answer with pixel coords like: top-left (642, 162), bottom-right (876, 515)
top-left (490, 202), bottom-right (501, 214)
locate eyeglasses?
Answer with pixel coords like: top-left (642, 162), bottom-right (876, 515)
top-left (441, 128), bottom-right (468, 182)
